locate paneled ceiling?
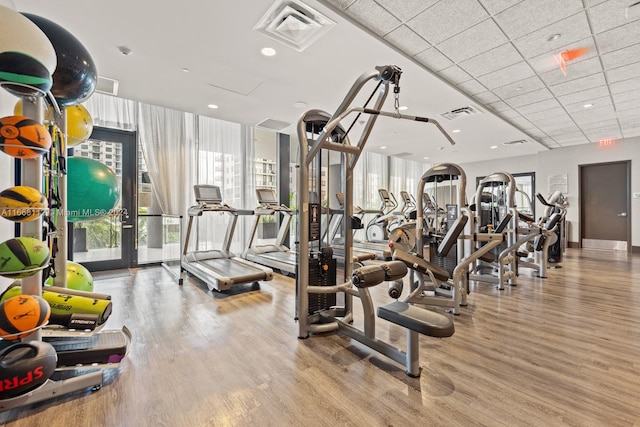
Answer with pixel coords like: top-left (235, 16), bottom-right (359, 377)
top-left (320, 0), bottom-right (640, 148)
top-left (8, 0), bottom-right (640, 164)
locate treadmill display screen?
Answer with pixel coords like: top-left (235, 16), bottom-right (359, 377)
top-left (256, 188), bottom-right (278, 204)
top-left (195, 185), bottom-right (222, 203)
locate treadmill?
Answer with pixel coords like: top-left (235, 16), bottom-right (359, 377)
top-left (336, 192), bottom-right (392, 260)
top-left (182, 185), bottom-right (273, 291)
top-left (326, 193), bottom-right (377, 264)
top-left (244, 188), bottom-right (297, 275)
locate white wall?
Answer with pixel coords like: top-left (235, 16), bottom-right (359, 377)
top-left (462, 137), bottom-right (640, 247)
top-left (254, 127), bottom-right (276, 160)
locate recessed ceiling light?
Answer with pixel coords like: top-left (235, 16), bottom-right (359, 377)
top-left (261, 47), bottom-right (277, 57)
top-left (515, 87), bottom-right (523, 91)
top-left (207, 104), bottom-right (219, 109)
top-left (423, 156), bottom-right (429, 160)
top-left (380, 146), bottom-right (387, 149)
top-left (182, 68), bottom-right (190, 73)
top-left (583, 103), bottom-right (594, 108)
top-left (452, 129), bottom-right (461, 133)
top-left (547, 33), bottom-right (561, 42)
top-left (490, 145), bottom-right (498, 149)
top-left (398, 105), bottom-right (408, 111)
top-left (294, 101), bottom-right (307, 108)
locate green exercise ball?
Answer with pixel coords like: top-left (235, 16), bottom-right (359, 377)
top-left (45, 261), bottom-right (93, 292)
top-left (0, 236), bottom-right (50, 278)
top-left (67, 157), bottom-right (120, 222)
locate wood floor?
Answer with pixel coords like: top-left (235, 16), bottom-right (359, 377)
top-left (1, 248), bottom-right (639, 426)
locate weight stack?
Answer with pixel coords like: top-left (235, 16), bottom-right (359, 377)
top-left (307, 257), bottom-right (337, 314)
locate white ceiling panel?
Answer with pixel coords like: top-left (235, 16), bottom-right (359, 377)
top-left (517, 98), bottom-right (562, 115)
top-left (459, 43), bottom-right (523, 77)
top-left (384, 25), bottom-right (430, 55)
top-left (606, 62), bottom-right (640, 84)
top-left (611, 88), bottom-right (640, 104)
top-left (504, 87), bottom-right (553, 108)
top-left (458, 79), bottom-right (489, 96)
top-left (564, 96), bottom-right (613, 113)
top-left (587, 0), bottom-right (640, 34)
top-left (374, 0), bottom-right (437, 21)
top-left (479, 0), bottom-right (523, 15)
top-left (439, 66), bottom-right (472, 84)
top-left (474, 91), bottom-right (502, 104)
top-left (512, 12), bottom-right (591, 59)
top-left (539, 56), bottom-right (603, 86)
top-left (407, 0), bottom-right (488, 44)
top-left (413, 47), bottom-right (454, 72)
top-left (476, 61), bottom-right (536, 90)
top-left (437, 19), bottom-right (508, 63)
top-left (557, 85), bottom-right (610, 104)
top-left (493, 0), bottom-right (584, 39)
top-left (343, 0), bottom-right (401, 35)
top-left (492, 76), bottom-right (546, 99)
top-left (549, 73), bottom-right (607, 96)
top-left (610, 77), bottom-right (640, 93)
top-left (596, 21), bottom-right (640, 54)
top-left (601, 44), bottom-right (640, 69)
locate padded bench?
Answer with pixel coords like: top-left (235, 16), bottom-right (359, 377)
top-left (393, 250), bottom-right (450, 282)
top-left (378, 301), bottom-right (454, 338)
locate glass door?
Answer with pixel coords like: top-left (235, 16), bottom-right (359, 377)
top-left (70, 127), bottom-right (137, 271)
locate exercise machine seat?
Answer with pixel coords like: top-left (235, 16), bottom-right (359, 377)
top-left (378, 301), bottom-right (454, 338)
top-left (393, 250), bottom-right (450, 282)
top-left (436, 215), bottom-right (468, 257)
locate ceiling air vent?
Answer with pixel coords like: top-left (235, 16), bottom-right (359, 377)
top-left (501, 139), bottom-right (528, 146)
top-left (254, 0), bottom-right (336, 52)
top-left (96, 76), bottom-right (119, 96)
top-left (439, 105), bottom-right (482, 121)
top-left (392, 152), bottom-right (412, 157)
top-left (256, 118), bottom-right (292, 131)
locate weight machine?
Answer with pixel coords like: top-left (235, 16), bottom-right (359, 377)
top-left (295, 65), bottom-right (456, 376)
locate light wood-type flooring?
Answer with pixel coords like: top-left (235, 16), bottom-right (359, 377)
top-left (1, 248), bottom-right (639, 426)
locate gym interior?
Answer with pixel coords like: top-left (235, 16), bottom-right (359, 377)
top-left (0, 0), bottom-right (639, 425)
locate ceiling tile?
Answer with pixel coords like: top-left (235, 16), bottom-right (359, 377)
top-left (437, 19), bottom-right (508, 63)
top-left (504, 87), bottom-right (553, 108)
top-left (557, 85), bottom-right (609, 104)
top-left (499, 108), bottom-right (523, 119)
top-left (384, 25), bottom-right (430, 55)
top-left (506, 116), bottom-right (534, 128)
top-left (374, 0), bottom-right (438, 22)
top-left (564, 95), bottom-right (612, 112)
top-left (479, 0), bottom-right (523, 15)
top-left (571, 104), bottom-right (617, 123)
top-left (596, 21), bottom-right (640, 54)
top-left (601, 44), bottom-right (640, 70)
top-left (487, 100), bottom-right (512, 112)
top-left (616, 107), bottom-right (640, 118)
top-left (555, 138), bottom-right (591, 146)
top-left (476, 61), bottom-right (536, 89)
top-left (548, 72), bottom-right (607, 96)
top-left (613, 99), bottom-right (640, 112)
top-left (458, 43), bottom-right (522, 77)
top-left (344, 0), bottom-right (401, 35)
top-left (622, 128), bottom-right (640, 138)
top-left (606, 61), bottom-right (640, 84)
top-left (493, 0), bottom-right (584, 39)
top-left (585, 126), bottom-right (622, 140)
top-left (546, 128), bottom-right (584, 138)
top-left (414, 47), bottom-right (454, 71)
top-left (539, 57), bottom-right (603, 86)
top-left (524, 106), bottom-right (567, 122)
top-left (326, 0), bottom-right (358, 10)
top-left (512, 12), bottom-right (591, 59)
top-left (619, 115), bottom-right (640, 128)
top-left (517, 98), bottom-right (562, 115)
top-left (612, 88), bottom-right (640, 104)
top-left (577, 118), bottom-right (619, 130)
top-left (474, 91), bottom-right (501, 104)
top-left (587, 0), bottom-right (640, 34)
top-left (493, 75), bottom-right (546, 99)
top-left (531, 111), bottom-right (574, 127)
top-left (610, 77), bottom-right (640, 93)
top-left (439, 65), bottom-right (472, 84)
top-left (458, 79), bottom-right (488, 95)
top-left (407, 0), bottom-right (489, 44)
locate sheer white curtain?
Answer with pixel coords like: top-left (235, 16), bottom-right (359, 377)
top-left (195, 116), bottom-right (254, 253)
top-left (137, 104), bottom-right (196, 216)
top-left (389, 157), bottom-right (428, 202)
top-left (82, 93), bottom-right (136, 130)
top-left (353, 151), bottom-right (389, 240)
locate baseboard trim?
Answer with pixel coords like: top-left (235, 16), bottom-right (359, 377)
top-left (633, 246), bottom-right (640, 254)
top-left (568, 241), bottom-right (579, 248)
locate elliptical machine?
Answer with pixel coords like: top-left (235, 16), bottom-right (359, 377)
top-left (365, 189), bottom-right (399, 243)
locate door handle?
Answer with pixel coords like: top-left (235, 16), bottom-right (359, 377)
top-left (122, 225), bottom-right (134, 229)
top-left (617, 212), bottom-right (627, 217)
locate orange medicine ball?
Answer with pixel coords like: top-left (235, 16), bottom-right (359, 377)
top-left (0, 115), bottom-right (51, 159)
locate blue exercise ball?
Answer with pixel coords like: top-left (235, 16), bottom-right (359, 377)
top-left (22, 13), bottom-right (97, 107)
top-left (67, 157), bottom-right (120, 222)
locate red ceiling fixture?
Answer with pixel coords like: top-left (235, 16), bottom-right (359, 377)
top-left (554, 48), bottom-right (588, 76)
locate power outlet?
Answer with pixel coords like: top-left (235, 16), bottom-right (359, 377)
top-left (634, 192), bottom-right (640, 199)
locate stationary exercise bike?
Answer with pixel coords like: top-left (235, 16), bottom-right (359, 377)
top-left (364, 189), bottom-right (400, 243)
